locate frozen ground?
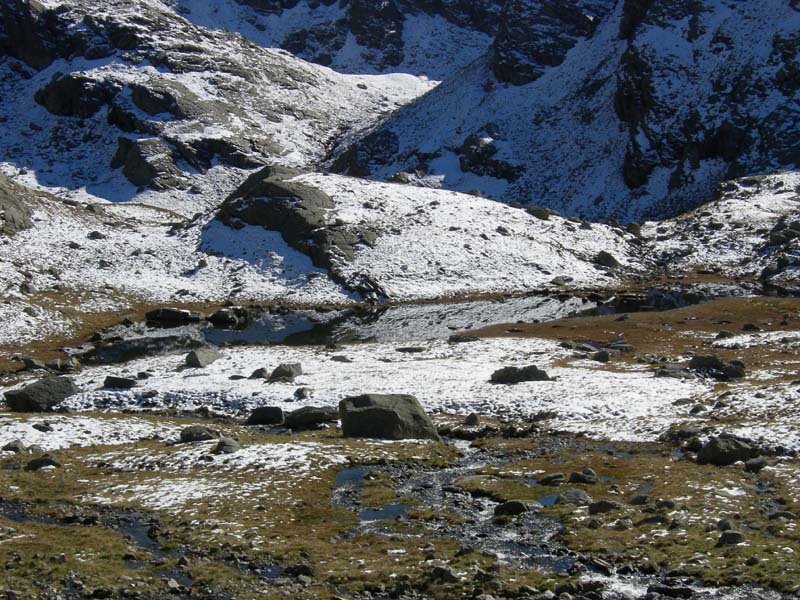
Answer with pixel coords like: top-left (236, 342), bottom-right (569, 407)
top-left (0, 414), bottom-right (182, 451)
top-left (1, 334), bottom-right (791, 449)
top-left (1, 337), bottom-right (724, 444)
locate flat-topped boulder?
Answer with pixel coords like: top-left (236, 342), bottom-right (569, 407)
top-left (339, 393), bottom-right (441, 441)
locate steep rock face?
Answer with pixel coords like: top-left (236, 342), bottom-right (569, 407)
top-left (332, 0), bottom-right (800, 222)
top-left (490, 0), bottom-right (611, 85)
top-left (173, 0), bottom-right (503, 78)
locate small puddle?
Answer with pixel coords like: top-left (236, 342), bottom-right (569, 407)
top-left (358, 504), bottom-right (408, 522)
top-left (536, 494), bottom-right (560, 507)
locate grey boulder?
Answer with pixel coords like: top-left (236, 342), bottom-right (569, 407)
top-left (490, 365), bottom-right (551, 384)
top-left (269, 363), bottom-right (303, 382)
top-left (284, 406), bottom-right (339, 430)
top-left (246, 406), bottom-right (284, 426)
top-left (179, 425), bottom-right (219, 443)
top-left (339, 394), bottom-right (441, 441)
top-left (185, 347), bottom-right (221, 368)
top-left (697, 435), bottom-right (755, 466)
top-left (4, 376), bottom-right (79, 412)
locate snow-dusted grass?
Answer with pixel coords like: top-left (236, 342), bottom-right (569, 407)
top-left (43, 337), bottom-right (711, 443)
top-left (0, 414), bottom-right (181, 451)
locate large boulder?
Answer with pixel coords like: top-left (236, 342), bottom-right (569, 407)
top-left (0, 174), bottom-right (33, 237)
top-left (269, 363), bottom-right (303, 382)
top-left (688, 355), bottom-right (745, 381)
top-left (284, 405), bottom-right (339, 430)
top-left (185, 347), bottom-right (221, 368)
top-left (179, 425), bottom-right (219, 443)
top-left (4, 376), bottom-right (78, 412)
top-left (339, 393), bottom-right (441, 441)
top-left (490, 365), bottom-right (551, 384)
top-left (215, 169), bottom-right (382, 295)
top-left (697, 435), bottom-right (755, 466)
top-left (246, 406), bottom-right (284, 426)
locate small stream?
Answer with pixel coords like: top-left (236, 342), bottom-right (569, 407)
top-left (330, 439), bottom-right (792, 600)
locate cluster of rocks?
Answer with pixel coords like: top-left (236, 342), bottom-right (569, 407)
top-left (242, 393), bottom-right (441, 442)
top-left (560, 336), bottom-right (633, 363)
top-left (655, 354), bottom-right (745, 381)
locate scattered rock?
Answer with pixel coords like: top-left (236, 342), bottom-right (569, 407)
top-left (284, 406), bottom-right (339, 430)
top-left (212, 436), bottom-right (241, 454)
top-left (592, 350), bottom-right (611, 363)
top-left (539, 473), bottom-right (566, 486)
top-left (744, 456), bottom-right (768, 473)
top-left (294, 387), bottom-right (313, 400)
top-left (654, 364), bottom-right (696, 379)
top-left (556, 488), bottom-right (593, 506)
top-left (269, 363), bottom-right (303, 382)
top-left (588, 500), bottom-right (623, 515)
top-left (688, 355), bottom-right (745, 381)
top-left (2, 440), bottom-right (27, 453)
top-left (594, 250), bottom-right (620, 269)
top-left (339, 393), bottom-right (441, 441)
top-left (25, 455), bottom-right (61, 471)
top-left (494, 500), bottom-right (532, 517)
top-left (716, 530), bottom-right (745, 546)
top-left (185, 347), bottom-right (221, 368)
top-left (569, 468), bottom-right (598, 484)
top-left (697, 435), bottom-right (754, 466)
top-left (208, 307), bottom-right (249, 327)
top-left (647, 584), bottom-right (693, 599)
top-left (490, 365), bottom-right (551, 384)
top-left (245, 406), bottom-right (284, 426)
top-left (4, 376), bottom-right (79, 412)
top-left (248, 367), bottom-right (269, 380)
top-left (103, 375), bottom-right (137, 389)
top-left (448, 334), bottom-right (480, 344)
top-left (145, 308), bottom-right (203, 324)
top-left (178, 425), bottom-right (218, 443)
top-left (464, 413), bottom-right (480, 427)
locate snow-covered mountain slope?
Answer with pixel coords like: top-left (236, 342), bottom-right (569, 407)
top-left (333, 0), bottom-right (800, 222)
top-left (647, 171), bottom-right (800, 293)
top-left (0, 0), bottom-right (433, 203)
top-left (208, 169), bottom-right (647, 299)
top-left (170, 0), bottom-right (501, 79)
